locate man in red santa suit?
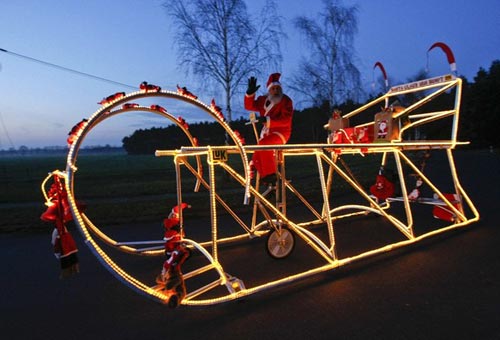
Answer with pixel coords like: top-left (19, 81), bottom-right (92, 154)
top-left (244, 73), bottom-right (294, 184)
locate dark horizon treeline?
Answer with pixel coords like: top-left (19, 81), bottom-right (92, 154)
top-left (122, 60), bottom-right (500, 154)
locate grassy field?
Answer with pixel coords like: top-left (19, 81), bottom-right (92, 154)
top-left (0, 150), bottom-right (384, 232)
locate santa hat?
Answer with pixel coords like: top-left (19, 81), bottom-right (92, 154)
top-left (169, 202), bottom-right (191, 219)
top-left (267, 73), bottom-right (281, 90)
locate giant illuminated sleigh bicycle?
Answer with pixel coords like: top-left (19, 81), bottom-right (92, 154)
top-left (42, 74), bottom-right (479, 307)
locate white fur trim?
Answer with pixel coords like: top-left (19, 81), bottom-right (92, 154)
top-left (267, 81), bottom-right (281, 90)
top-left (51, 228), bottom-right (59, 245)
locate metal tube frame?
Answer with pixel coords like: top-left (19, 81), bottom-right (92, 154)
top-left (47, 74), bottom-right (479, 306)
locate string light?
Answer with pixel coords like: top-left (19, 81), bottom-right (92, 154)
top-left (40, 67), bottom-right (479, 306)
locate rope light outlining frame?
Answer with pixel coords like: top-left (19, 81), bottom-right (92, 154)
top-left (42, 73), bottom-right (479, 307)
top-left (48, 87), bottom-right (251, 304)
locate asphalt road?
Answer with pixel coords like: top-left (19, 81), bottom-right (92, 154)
top-left (1, 150), bottom-right (499, 339)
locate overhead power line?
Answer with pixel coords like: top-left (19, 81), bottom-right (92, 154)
top-left (0, 47), bottom-right (137, 90)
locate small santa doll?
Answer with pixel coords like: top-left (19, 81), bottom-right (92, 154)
top-left (408, 178), bottom-right (423, 201)
top-left (157, 203), bottom-right (191, 307)
top-left (40, 174), bottom-right (82, 278)
top-left (370, 168), bottom-right (395, 201)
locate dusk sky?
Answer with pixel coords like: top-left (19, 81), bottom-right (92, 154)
top-left (0, 0), bottom-right (499, 149)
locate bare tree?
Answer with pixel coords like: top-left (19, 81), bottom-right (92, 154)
top-left (163, 0), bottom-right (284, 121)
top-left (291, 0), bottom-right (362, 110)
